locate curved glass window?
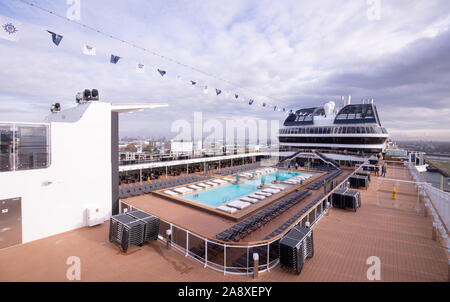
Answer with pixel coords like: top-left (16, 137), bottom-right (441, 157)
top-left (279, 137), bottom-right (387, 144)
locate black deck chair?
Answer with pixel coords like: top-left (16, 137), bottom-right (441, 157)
top-left (143, 183), bottom-right (151, 194)
top-left (136, 184), bottom-right (144, 195)
top-left (129, 185), bottom-right (138, 196)
top-left (122, 184), bottom-right (132, 197)
top-left (119, 187), bottom-right (126, 199)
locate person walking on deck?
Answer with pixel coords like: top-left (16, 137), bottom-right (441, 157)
top-left (381, 163), bottom-right (387, 177)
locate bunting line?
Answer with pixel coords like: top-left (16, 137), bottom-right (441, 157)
top-left (14, 0), bottom-right (295, 114)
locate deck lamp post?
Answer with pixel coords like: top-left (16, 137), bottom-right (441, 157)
top-left (432, 222), bottom-right (437, 241)
top-left (166, 229), bottom-right (172, 249)
top-left (253, 253), bottom-right (259, 279)
top-left (424, 204), bottom-right (429, 217)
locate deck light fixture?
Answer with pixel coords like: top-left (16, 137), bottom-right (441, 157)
top-left (91, 89), bottom-right (99, 100)
top-left (76, 89), bottom-right (99, 103)
top-left (83, 89), bottom-right (91, 100)
top-left (50, 102), bottom-right (61, 113)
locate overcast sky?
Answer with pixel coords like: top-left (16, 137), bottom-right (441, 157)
top-left (0, 0), bottom-right (449, 141)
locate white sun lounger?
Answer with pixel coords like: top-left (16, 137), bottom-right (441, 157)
top-left (255, 191), bottom-right (272, 197)
top-left (262, 188), bottom-right (280, 194)
top-left (269, 185), bottom-right (285, 190)
top-left (197, 183), bottom-right (211, 188)
top-left (205, 181), bottom-right (218, 186)
top-left (284, 180), bottom-right (298, 184)
top-left (187, 185), bottom-right (202, 190)
top-left (212, 179), bottom-right (228, 184)
top-left (247, 194), bottom-right (265, 200)
top-left (164, 190), bottom-right (179, 196)
top-left (222, 178), bottom-right (234, 182)
top-left (240, 196), bottom-right (259, 204)
top-left (216, 205), bottom-right (238, 214)
top-left (227, 200), bottom-right (251, 210)
top-left (173, 187), bottom-right (194, 195)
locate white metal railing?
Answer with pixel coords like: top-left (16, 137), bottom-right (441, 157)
top-left (408, 162), bottom-right (450, 250)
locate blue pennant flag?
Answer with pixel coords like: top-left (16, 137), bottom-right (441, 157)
top-left (235, 94), bottom-right (239, 99)
top-left (248, 99), bottom-right (254, 105)
top-left (274, 106), bottom-right (277, 111)
top-left (215, 89), bottom-right (222, 96)
top-left (110, 54), bottom-right (121, 64)
top-left (47, 30), bottom-right (63, 46)
top-left (190, 80), bottom-right (197, 85)
top-left (283, 108), bottom-right (286, 112)
top-left (157, 69), bottom-right (166, 76)
top-left (262, 103), bottom-right (266, 107)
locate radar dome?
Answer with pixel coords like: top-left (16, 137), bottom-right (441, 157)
top-left (323, 101), bottom-right (335, 116)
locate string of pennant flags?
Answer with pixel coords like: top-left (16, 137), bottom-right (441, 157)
top-left (1, 0), bottom-right (296, 115)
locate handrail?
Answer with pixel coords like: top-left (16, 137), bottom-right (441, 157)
top-left (407, 162), bottom-right (449, 236)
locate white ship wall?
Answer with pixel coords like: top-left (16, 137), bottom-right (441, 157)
top-left (0, 102), bottom-right (112, 244)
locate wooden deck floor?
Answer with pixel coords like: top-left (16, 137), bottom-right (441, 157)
top-left (0, 166), bottom-right (448, 281)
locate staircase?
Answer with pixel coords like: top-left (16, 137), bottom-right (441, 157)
top-left (313, 151), bottom-right (340, 169)
top-left (279, 150), bottom-right (305, 165)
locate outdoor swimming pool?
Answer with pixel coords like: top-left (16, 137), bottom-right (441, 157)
top-left (184, 171), bottom-right (303, 207)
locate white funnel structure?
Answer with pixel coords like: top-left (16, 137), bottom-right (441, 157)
top-left (323, 101), bottom-right (335, 116)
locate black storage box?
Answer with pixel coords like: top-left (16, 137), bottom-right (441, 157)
top-left (349, 174), bottom-right (369, 189)
top-left (127, 210), bottom-right (160, 242)
top-left (109, 210), bottom-right (160, 252)
top-left (109, 213), bottom-right (146, 252)
top-left (279, 225), bottom-right (314, 275)
top-left (332, 188), bottom-right (361, 211)
top-left (356, 171), bottom-right (371, 182)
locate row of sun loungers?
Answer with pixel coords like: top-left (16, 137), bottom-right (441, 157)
top-left (119, 174), bottom-right (213, 198)
top-left (237, 167), bottom-right (277, 179)
top-left (163, 178), bottom-right (233, 196)
top-left (215, 190), bottom-right (311, 242)
top-left (215, 184), bottom-right (288, 214)
top-left (307, 169), bottom-right (342, 190)
top-left (283, 173), bottom-right (314, 185)
top-left (216, 163), bottom-right (261, 175)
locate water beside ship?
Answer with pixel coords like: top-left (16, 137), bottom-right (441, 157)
top-left (422, 170), bottom-right (450, 192)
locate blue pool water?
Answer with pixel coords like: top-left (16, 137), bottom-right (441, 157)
top-left (184, 171), bottom-right (300, 207)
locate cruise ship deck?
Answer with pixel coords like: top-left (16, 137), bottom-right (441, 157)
top-left (1, 164), bottom-right (448, 282)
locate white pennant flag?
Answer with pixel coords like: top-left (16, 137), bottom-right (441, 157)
top-left (83, 44), bottom-right (96, 55)
top-left (0, 15), bottom-right (21, 42)
top-left (136, 63), bottom-right (145, 73)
